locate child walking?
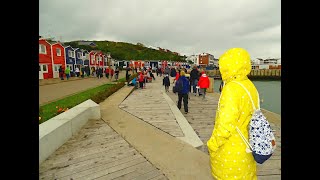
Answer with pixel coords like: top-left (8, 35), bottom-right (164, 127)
top-left (163, 74), bottom-right (170, 92)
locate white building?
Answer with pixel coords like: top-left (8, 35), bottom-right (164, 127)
top-left (186, 55), bottom-right (198, 64)
top-left (257, 58), bottom-right (281, 65)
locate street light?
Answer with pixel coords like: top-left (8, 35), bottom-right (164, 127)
top-left (107, 52), bottom-right (111, 67)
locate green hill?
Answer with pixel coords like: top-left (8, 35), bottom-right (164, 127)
top-left (64, 40), bottom-right (185, 61)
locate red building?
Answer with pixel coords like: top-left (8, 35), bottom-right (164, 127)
top-left (89, 50), bottom-right (97, 71)
top-left (39, 38), bottom-right (53, 79)
top-left (96, 51), bottom-right (105, 68)
top-left (89, 50), bottom-right (106, 71)
top-left (51, 42), bottom-right (66, 78)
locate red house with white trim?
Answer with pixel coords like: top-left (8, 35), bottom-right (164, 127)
top-left (89, 50), bottom-right (97, 71)
top-left (89, 50), bottom-right (105, 71)
top-left (39, 38), bottom-right (53, 79)
top-left (97, 51), bottom-right (105, 68)
top-left (51, 42), bottom-right (66, 78)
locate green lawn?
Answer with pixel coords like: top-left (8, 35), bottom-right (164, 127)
top-left (39, 83), bottom-right (115, 124)
top-left (39, 73), bottom-right (138, 124)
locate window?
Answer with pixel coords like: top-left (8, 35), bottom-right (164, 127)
top-left (68, 51), bottom-right (75, 58)
top-left (39, 65), bottom-right (41, 71)
top-left (91, 55), bottom-right (94, 64)
top-left (39, 44), bottom-right (46, 54)
top-left (54, 65), bottom-right (59, 72)
top-left (77, 52), bottom-right (82, 59)
top-left (42, 64), bottom-right (48, 72)
top-left (56, 48), bottom-right (61, 56)
top-left (85, 54), bottom-right (89, 60)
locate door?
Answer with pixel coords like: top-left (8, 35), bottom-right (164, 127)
top-left (39, 64), bottom-right (48, 79)
top-left (39, 64), bottom-right (44, 79)
top-left (53, 64), bottom-right (61, 78)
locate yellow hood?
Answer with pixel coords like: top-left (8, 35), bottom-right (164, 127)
top-left (219, 48), bottom-right (251, 83)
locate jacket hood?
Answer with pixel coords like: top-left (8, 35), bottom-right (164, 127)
top-left (219, 48), bottom-right (251, 83)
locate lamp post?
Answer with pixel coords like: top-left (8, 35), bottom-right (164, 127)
top-left (107, 52), bottom-right (111, 67)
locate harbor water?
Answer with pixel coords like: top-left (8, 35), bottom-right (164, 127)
top-left (213, 79), bottom-right (281, 115)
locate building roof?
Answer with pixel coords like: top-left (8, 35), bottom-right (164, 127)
top-left (78, 41), bottom-right (97, 47)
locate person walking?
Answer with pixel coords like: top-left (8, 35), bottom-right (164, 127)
top-left (105, 66), bottom-right (110, 79)
top-left (176, 71), bottom-right (190, 114)
top-left (163, 74), bottom-right (170, 92)
top-left (138, 71), bottom-right (144, 89)
top-left (126, 67), bottom-right (131, 84)
top-left (115, 67), bottom-right (120, 81)
top-left (207, 48), bottom-right (258, 179)
top-left (173, 69), bottom-right (180, 84)
top-left (58, 66), bottom-right (64, 80)
top-left (65, 66), bottom-right (71, 80)
top-left (197, 71), bottom-right (210, 100)
top-left (219, 81), bottom-right (224, 93)
top-left (75, 66), bottom-right (80, 77)
top-left (164, 66), bottom-right (170, 75)
top-left (110, 67), bottom-right (114, 81)
top-left (190, 65), bottom-right (200, 96)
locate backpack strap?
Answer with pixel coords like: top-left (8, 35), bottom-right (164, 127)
top-left (230, 81), bottom-right (260, 110)
top-left (216, 82), bottom-right (253, 152)
top-left (236, 126), bottom-right (253, 151)
top-left (227, 81), bottom-right (260, 152)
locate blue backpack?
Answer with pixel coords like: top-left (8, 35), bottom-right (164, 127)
top-left (173, 78), bottom-right (183, 93)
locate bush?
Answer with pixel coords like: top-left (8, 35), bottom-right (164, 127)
top-left (91, 82), bottom-right (125, 103)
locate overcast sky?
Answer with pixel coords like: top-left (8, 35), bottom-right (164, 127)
top-left (40, 0), bottom-right (280, 59)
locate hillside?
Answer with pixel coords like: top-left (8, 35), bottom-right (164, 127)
top-left (64, 40), bottom-right (185, 61)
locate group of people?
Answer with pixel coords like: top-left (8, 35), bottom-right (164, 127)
top-left (58, 66), bottom-right (121, 81)
top-left (127, 66), bottom-right (155, 88)
top-left (161, 65), bottom-right (210, 114)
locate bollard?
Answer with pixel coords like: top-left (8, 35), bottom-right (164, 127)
top-left (207, 77), bottom-right (214, 93)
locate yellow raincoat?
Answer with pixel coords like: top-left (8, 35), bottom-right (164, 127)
top-left (207, 48), bottom-right (259, 180)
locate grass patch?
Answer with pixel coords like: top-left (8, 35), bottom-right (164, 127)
top-left (39, 73), bottom-right (139, 125)
top-left (39, 83), bottom-right (115, 124)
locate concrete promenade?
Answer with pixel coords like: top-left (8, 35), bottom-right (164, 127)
top-left (39, 73), bottom-right (281, 179)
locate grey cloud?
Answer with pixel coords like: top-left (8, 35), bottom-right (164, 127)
top-left (40, 0), bottom-right (280, 59)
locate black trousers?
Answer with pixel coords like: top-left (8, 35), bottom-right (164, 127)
top-left (139, 82), bottom-right (144, 88)
top-left (177, 93), bottom-right (188, 112)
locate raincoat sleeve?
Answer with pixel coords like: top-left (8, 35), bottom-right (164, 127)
top-left (207, 83), bottom-right (240, 155)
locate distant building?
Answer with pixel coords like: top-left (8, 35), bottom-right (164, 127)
top-left (64, 46), bottom-right (76, 74)
top-left (185, 55), bottom-right (198, 64)
top-left (198, 53), bottom-right (215, 67)
top-left (74, 48), bottom-right (84, 70)
top-left (252, 58), bottom-right (281, 70)
top-left (39, 38), bottom-right (53, 79)
top-left (51, 42), bottom-right (66, 78)
top-left (77, 41), bottom-right (97, 47)
top-left (82, 50), bottom-right (90, 67)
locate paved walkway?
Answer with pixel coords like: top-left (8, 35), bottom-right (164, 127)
top-left (39, 71), bottom-right (126, 105)
top-left (39, 72), bottom-right (281, 179)
top-left (40, 118), bottom-right (167, 180)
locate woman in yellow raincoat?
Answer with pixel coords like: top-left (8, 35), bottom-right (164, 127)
top-left (207, 48), bottom-right (259, 179)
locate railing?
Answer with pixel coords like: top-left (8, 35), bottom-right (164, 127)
top-left (205, 69), bottom-right (281, 79)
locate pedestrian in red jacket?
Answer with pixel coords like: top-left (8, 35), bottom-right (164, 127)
top-left (198, 71), bottom-right (210, 99)
top-left (138, 71), bottom-right (144, 89)
top-left (173, 69), bottom-right (180, 84)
